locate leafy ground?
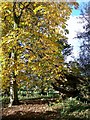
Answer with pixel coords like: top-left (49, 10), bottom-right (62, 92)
top-left (2, 99), bottom-right (59, 120)
top-left (1, 99), bottom-right (90, 120)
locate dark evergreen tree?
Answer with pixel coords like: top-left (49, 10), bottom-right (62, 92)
top-left (77, 2), bottom-right (90, 79)
top-left (76, 2), bottom-right (90, 101)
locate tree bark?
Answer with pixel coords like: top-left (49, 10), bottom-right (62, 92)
top-left (8, 2), bottom-right (21, 107)
top-left (8, 78), bottom-right (19, 107)
top-left (13, 80), bottom-right (19, 105)
top-left (8, 80), bottom-right (14, 107)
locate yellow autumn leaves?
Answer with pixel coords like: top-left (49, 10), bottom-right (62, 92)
top-left (1, 2), bottom-right (73, 89)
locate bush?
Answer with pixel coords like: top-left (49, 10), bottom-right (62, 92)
top-left (53, 97), bottom-right (90, 120)
top-left (1, 96), bottom-right (10, 107)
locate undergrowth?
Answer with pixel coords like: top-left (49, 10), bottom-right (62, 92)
top-left (52, 97), bottom-right (90, 120)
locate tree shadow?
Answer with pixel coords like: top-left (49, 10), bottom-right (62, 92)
top-left (2, 110), bottom-right (58, 120)
top-left (2, 99), bottom-right (90, 120)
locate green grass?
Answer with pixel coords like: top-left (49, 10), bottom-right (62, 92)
top-left (53, 97), bottom-right (90, 120)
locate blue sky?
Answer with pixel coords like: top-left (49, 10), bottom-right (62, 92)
top-left (71, 0), bottom-right (89, 16)
top-left (71, 6), bottom-right (81, 16)
top-left (66, 0), bottom-right (89, 61)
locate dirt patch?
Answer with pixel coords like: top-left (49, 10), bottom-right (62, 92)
top-left (2, 100), bottom-right (59, 120)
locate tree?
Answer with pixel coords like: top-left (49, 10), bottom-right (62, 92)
top-left (51, 60), bottom-right (90, 103)
top-left (0, 1), bottom-right (79, 106)
top-left (77, 2), bottom-right (90, 78)
top-left (51, 61), bottom-right (82, 98)
top-left (74, 2), bottom-right (90, 101)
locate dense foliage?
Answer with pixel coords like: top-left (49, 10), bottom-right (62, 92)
top-left (0, 1), bottom-right (82, 106)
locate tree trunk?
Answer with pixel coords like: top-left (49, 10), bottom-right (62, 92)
top-left (8, 51), bottom-right (19, 107)
top-left (8, 79), bottom-right (19, 107)
top-left (8, 2), bottom-right (23, 107)
top-left (13, 80), bottom-right (19, 105)
top-left (8, 79), bottom-right (14, 107)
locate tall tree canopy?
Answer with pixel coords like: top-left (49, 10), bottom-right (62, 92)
top-left (0, 1), bottom-right (79, 106)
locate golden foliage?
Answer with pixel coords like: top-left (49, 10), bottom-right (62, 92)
top-left (0, 2), bottom-right (76, 89)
